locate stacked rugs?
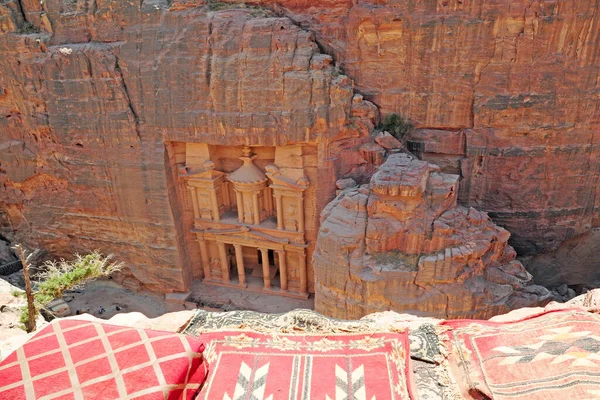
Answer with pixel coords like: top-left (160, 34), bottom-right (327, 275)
top-left (0, 318), bottom-right (207, 399)
top-left (440, 309), bottom-right (600, 400)
top-left (12, 306), bottom-right (600, 399)
top-left (195, 330), bottom-right (414, 400)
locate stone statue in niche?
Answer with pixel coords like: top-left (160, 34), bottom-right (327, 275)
top-left (210, 257), bottom-right (220, 271)
top-left (244, 198), bottom-right (253, 222)
top-left (285, 203), bottom-right (298, 231)
top-left (198, 195), bottom-right (210, 209)
top-left (227, 247), bottom-right (236, 270)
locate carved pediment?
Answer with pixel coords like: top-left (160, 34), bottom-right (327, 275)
top-left (265, 165), bottom-right (309, 190)
top-left (178, 161), bottom-right (226, 181)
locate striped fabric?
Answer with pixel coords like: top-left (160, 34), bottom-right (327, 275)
top-left (196, 330), bottom-right (414, 400)
top-left (440, 309), bottom-right (600, 399)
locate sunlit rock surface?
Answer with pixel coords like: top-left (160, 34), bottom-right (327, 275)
top-left (314, 153), bottom-right (552, 319)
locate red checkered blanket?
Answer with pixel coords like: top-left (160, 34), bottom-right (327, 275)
top-left (0, 318), bottom-right (207, 399)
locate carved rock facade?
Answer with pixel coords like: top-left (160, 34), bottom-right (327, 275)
top-left (179, 144), bottom-right (313, 297)
top-left (0, 7), bottom-right (378, 293)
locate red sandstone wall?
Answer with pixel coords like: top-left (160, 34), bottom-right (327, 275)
top-left (261, 0), bottom-right (600, 285)
top-left (0, 4), bottom-right (373, 291)
top-left (1, 0), bottom-right (599, 289)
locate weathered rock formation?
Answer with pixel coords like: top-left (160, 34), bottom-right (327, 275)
top-left (526, 228), bottom-right (600, 288)
top-left (314, 153), bottom-right (551, 319)
top-left (255, 0), bottom-right (599, 286)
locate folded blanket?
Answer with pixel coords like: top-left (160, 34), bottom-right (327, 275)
top-left (0, 318), bottom-right (207, 399)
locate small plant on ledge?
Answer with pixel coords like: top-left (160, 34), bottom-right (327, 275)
top-left (205, 1), bottom-right (272, 17)
top-left (12, 245), bottom-right (123, 332)
top-left (379, 113), bottom-right (414, 141)
top-left (16, 22), bottom-right (40, 35)
top-left (206, 1), bottom-right (231, 11)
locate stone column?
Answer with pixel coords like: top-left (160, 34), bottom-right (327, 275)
top-left (189, 187), bottom-right (200, 219)
top-left (235, 191), bottom-right (244, 222)
top-left (198, 239), bottom-right (210, 281)
top-left (252, 192), bottom-right (260, 225)
top-left (277, 250), bottom-right (287, 291)
top-left (298, 252), bottom-right (307, 295)
top-left (217, 242), bottom-right (230, 283)
top-left (222, 182), bottom-right (231, 211)
top-left (297, 197), bottom-right (305, 232)
top-left (260, 248), bottom-right (271, 289)
top-left (275, 194), bottom-right (283, 230)
top-left (210, 189), bottom-right (220, 222)
top-left (233, 244), bottom-right (246, 288)
top-left (264, 187), bottom-right (273, 216)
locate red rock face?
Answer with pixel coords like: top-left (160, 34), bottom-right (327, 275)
top-left (0, 5), bottom-right (376, 292)
top-left (314, 153), bottom-right (551, 319)
top-left (1, 0), bottom-right (598, 292)
top-left (265, 0), bottom-right (600, 281)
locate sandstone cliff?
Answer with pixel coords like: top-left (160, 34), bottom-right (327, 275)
top-left (268, 0), bottom-right (600, 263)
top-left (1, 0), bottom-right (599, 291)
top-left (314, 152), bottom-right (551, 319)
top-left (256, 0), bottom-right (600, 287)
top-left (0, 4), bottom-right (376, 292)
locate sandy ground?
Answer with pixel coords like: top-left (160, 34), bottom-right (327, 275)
top-left (63, 279), bottom-right (185, 319)
top-left (187, 279), bottom-right (314, 313)
top-left (62, 278), bottom-right (315, 319)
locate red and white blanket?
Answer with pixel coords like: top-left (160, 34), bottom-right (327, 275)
top-left (440, 309), bottom-right (600, 399)
top-left (196, 330), bottom-right (414, 400)
top-left (0, 318), bottom-right (207, 400)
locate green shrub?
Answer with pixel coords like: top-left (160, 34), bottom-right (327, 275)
top-left (17, 22), bottom-right (40, 34)
top-left (12, 250), bottom-right (123, 331)
top-left (380, 113), bottom-right (414, 140)
top-left (205, 1), bottom-right (271, 17)
top-left (206, 1), bottom-right (231, 11)
top-left (34, 252), bottom-right (123, 306)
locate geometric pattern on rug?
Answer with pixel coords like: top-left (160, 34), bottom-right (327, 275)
top-left (196, 330), bottom-right (414, 400)
top-left (440, 310), bottom-right (600, 399)
top-left (0, 318), bottom-right (207, 400)
top-left (408, 323), bottom-right (440, 364)
top-left (182, 309), bottom-right (389, 335)
top-left (182, 308), bottom-right (441, 361)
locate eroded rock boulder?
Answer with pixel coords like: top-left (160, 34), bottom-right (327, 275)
top-left (0, 240), bottom-right (16, 265)
top-left (314, 153), bottom-right (552, 319)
